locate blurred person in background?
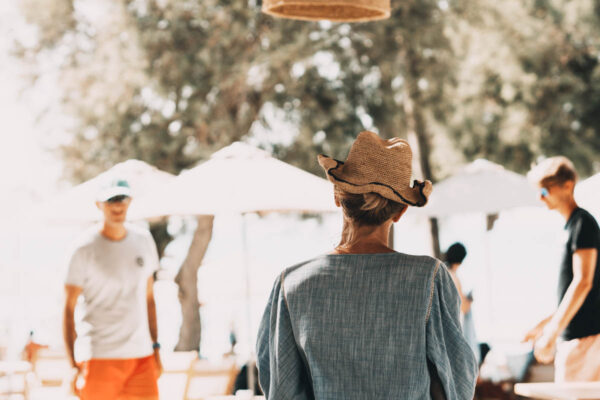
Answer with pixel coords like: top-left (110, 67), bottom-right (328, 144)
top-left (63, 179), bottom-right (162, 399)
top-left (524, 156), bottom-right (600, 381)
top-left (22, 330), bottom-right (47, 365)
top-left (445, 242), bottom-right (480, 365)
top-left (256, 131), bottom-right (477, 399)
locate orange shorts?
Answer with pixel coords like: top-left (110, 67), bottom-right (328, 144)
top-left (80, 355), bottom-right (159, 400)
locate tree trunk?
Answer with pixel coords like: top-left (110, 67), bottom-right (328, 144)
top-left (174, 215), bottom-right (214, 352)
top-left (402, 46), bottom-right (442, 259)
top-left (149, 219), bottom-right (173, 259)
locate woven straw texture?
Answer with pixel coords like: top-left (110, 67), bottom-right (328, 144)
top-left (318, 131), bottom-right (433, 207)
top-left (262, 0), bottom-right (391, 22)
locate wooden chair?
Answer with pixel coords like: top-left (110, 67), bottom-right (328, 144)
top-left (183, 358), bottom-right (239, 400)
top-left (32, 348), bottom-right (71, 387)
top-left (159, 351), bottom-right (199, 400)
top-left (0, 360), bottom-right (33, 399)
top-left (161, 351), bottom-right (199, 374)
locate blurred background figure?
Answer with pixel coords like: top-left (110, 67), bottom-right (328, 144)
top-left (63, 179), bottom-right (162, 399)
top-left (21, 330), bottom-right (48, 365)
top-left (445, 242), bottom-right (480, 365)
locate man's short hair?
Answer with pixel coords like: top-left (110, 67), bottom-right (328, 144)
top-left (527, 156), bottom-right (578, 187)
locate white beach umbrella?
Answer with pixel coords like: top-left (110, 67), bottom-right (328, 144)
top-left (414, 159), bottom-right (540, 218)
top-left (147, 142), bottom-right (337, 216)
top-left (147, 141), bottom-right (337, 390)
top-left (31, 159), bottom-right (175, 224)
top-left (576, 173), bottom-right (600, 219)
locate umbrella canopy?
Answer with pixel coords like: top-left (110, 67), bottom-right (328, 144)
top-left (414, 159), bottom-right (540, 218)
top-left (31, 159), bottom-right (175, 224)
top-left (148, 142), bottom-right (337, 216)
top-left (146, 142), bottom-right (337, 390)
top-left (576, 173), bottom-right (600, 219)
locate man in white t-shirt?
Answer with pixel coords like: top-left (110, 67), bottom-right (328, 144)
top-left (63, 179), bottom-right (162, 399)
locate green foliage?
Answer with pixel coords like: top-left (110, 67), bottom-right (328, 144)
top-left (13, 0), bottom-right (456, 182)
top-left (446, 0), bottom-right (600, 175)
top-left (15, 0), bottom-right (600, 185)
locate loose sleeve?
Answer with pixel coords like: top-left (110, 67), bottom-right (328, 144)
top-left (426, 263), bottom-right (478, 400)
top-left (65, 247), bottom-right (86, 288)
top-left (256, 273), bottom-right (313, 400)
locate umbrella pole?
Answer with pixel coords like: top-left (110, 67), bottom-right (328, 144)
top-left (484, 214), bottom-right (498, 343)
top-left (12, 219), bottom-right (25, 361)
top-left (241, 213), bottom-right (256, 393)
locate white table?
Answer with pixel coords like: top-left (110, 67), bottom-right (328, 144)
top-left (514, 382), bottom-right (600, 399)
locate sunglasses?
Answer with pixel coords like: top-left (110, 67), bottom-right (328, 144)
top-left (540, 187), bottom-right (549, 198)
top-left (106, 195), bottom-right (130, 203)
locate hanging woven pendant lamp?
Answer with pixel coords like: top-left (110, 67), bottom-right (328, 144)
top-left (262, 0), bottom-right (391, 22)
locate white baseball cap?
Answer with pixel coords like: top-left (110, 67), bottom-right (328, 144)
top-left (97, 178), bottom-right (132, 202)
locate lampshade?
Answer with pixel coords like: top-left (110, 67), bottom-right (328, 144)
top-left (262, 0), bottom-right (391, 22)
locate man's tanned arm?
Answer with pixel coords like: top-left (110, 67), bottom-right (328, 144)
top-left (533, 248), bottom-right (597, 362)
top-left (63, 284), bottom-right (82, 368)
top-left (147, 276), bottom-right (162, 375)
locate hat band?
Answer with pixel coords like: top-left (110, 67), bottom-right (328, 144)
top-left (326, 160), bottom-right (427, 206)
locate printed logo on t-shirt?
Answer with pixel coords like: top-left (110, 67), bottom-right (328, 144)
top-left (136, 256), bottom-right (144, 267)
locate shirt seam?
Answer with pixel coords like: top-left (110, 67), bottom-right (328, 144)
top-left (280, 270), bottom-right (315, 395)
top-left (426, 260), bottom-right (441, 324)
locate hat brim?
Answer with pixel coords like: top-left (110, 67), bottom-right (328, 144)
top-left (97, 186), bottom-right (132, 202)
top-left (317, 154), bottom-right (432, 207)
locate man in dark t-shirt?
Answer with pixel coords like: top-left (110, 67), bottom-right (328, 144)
top-left (559, 208), bottom-right (600, 340)
top-left (525, 156), bottom-right (600, 382)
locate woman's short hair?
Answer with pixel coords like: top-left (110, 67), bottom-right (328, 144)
top-left (527, 156), bottom-right (578, 187)
top-left (335, 187), bottom-right (407, 226)
top-left (445, 242), bottom-right (467, 265)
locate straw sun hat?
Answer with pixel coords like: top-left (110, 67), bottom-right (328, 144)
top-left (317, 131), bottom-right (433, 207)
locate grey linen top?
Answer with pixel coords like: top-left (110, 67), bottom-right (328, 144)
top-left (256, 253), bottom-right (478, 400)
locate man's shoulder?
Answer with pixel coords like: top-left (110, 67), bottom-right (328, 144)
top-left (572, 208), bottom-right (600, 231)
top-left (578, 207), bottom-right (599, 223)
top-left (66, 227), bottom-right (101, 267)
top-left (70, 226), bottom-right (101, 252)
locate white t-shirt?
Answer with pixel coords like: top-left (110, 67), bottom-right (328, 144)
top-left (65, 224), bottom-right (159, 359)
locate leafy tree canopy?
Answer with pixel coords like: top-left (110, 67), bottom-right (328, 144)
top-left (15, 0), bottom-right (600, 183)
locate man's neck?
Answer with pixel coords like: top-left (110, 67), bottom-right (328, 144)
top-left (558, 198), bottom-right (578, 222)
top-left (100, 222), bottom-right (127, 241)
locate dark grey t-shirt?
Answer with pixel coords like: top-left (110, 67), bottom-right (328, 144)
top-left (559, 207), bottom-right (600, 340)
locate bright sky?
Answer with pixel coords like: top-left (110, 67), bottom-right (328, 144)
top-left (0, 2), bottom-right (63, 218)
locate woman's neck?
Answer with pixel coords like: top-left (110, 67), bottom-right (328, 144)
top-left (334, 219), bottom-right (394, 254)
